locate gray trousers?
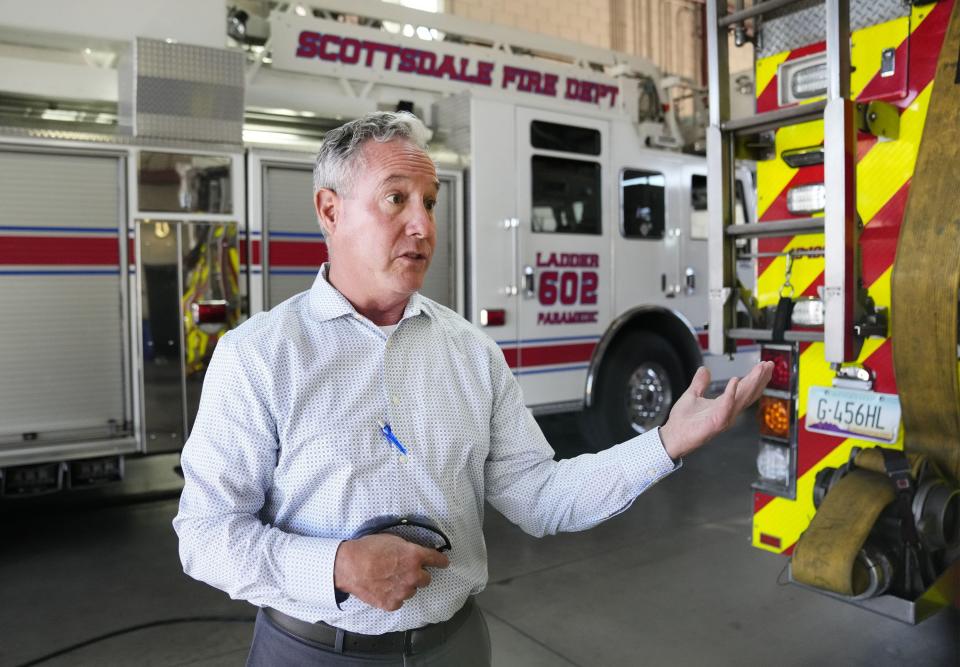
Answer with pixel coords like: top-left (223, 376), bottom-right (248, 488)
top-left (246, 602), bottom-right (491, 667)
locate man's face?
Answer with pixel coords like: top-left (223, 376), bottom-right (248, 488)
top-left (322, 139), bottom-right (439, 301)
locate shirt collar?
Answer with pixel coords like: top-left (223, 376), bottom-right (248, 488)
top-left (308, 263), bottom-right (428, 325)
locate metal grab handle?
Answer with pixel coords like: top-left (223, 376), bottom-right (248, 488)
top-left (685, 267), bottom-right (696, 295)
top-left (523, 266), bottom-right (536, 299)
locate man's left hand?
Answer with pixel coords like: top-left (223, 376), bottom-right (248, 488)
top-left (658, 361), bottom-right (774, 461)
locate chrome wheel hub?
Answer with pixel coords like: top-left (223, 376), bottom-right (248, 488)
top-left (626, 363), bottom-right (671, 433)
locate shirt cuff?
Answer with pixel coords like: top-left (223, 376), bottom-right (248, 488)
top-left (280, 534), bottom-right (343, 608)
top-left (617, 427), bottom-right (681, 494)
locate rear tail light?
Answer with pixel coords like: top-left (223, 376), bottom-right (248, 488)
top-left (759, 396), bottom-right (791, 439)
top-left (761, 346), bottom-right (793, 392)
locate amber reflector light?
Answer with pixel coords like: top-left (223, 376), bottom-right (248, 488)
top-left (759, 396), bottom-right (790, 439)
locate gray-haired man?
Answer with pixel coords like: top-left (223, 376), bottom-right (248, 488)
top-left (173, 111), bottom-right (772, 665)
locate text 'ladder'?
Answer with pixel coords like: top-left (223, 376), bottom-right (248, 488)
top-left (706, 0), bottom-right (860, 363)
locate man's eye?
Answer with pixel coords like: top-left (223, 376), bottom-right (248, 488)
top-left (425, 200), bottom-right (437, 211)
top-left (387, 193), bottom-right (404, 205)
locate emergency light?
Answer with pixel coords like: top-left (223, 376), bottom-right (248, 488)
top-left (791, 297), bottom-right (825, 327)
top-left (786, 183), bottom-right (826, 214)
top-left (778, 52), bottom-right (828, 106)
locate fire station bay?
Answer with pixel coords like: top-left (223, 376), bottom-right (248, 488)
top-left (2, 1), bottom-right (959, 665)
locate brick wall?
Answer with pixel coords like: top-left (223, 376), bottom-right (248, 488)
top-left (445, 0), bottom-right (754, 87)
top-left (447, 0), bottom-right (612, 49)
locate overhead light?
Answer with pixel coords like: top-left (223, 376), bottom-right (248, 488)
top-left (294, 5), bottom-right (307, 16)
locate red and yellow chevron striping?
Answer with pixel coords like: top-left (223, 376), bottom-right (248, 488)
top-left (750, 1), bottom-right (954, 553)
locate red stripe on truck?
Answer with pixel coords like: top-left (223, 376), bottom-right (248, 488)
top-left (0, 235), bottom-right (119, 265)
top-left (501, 341), bottom-right (597, 369)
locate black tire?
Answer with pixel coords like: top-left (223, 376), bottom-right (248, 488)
top-left (580, 331), bottom-right (687, 452)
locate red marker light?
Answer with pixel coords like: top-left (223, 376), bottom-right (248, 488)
top-left (480, 309), bottom-right (506, 327)
top-left (191, 300), bottom-right (228, 325)
top-left (761, 347), bottom-right (792, 391)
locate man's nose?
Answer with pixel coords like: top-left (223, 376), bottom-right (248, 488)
top-left (406, 202), bottom-right (434, 239)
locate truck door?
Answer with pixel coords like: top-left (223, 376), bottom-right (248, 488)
top-left (515, 108), bottom-right (611, 407)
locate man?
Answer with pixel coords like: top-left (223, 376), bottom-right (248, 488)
top-left (173, 111), bottom-right (773, 666)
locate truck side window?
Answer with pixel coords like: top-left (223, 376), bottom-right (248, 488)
top-left (531, 155), bottom-right (601, 235)
top-left (621, 169), bottom-right (664, 239)
top-left (530, 120), bottom-right (601, 155)
top-left (690, 174), bottom-right (748, 240)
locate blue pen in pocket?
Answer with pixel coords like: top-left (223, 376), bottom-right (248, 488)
top-left (377, 421), bottom-right (409, 456)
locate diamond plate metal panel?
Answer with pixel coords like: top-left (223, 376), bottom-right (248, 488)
top-left (432, 93), bottom-right (472, 155)
top-left (757, 0), bottom-right (910, 58)
top-left (119, 38), bottom-right (245, 144)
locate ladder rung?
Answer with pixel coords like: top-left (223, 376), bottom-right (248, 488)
top-left (728, 328), bottom-right (825, 343)
top-left (722, 100), bottom-right (827, 134)
top-left (718, 0), bottom-right (807, 28)
top-left (725, 218), bottom-right (824, 238)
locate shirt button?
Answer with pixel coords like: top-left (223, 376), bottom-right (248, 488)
top-left (646, 468), bottom-right (657, 478)
top-left (391, 395), bottom-right (401, 406)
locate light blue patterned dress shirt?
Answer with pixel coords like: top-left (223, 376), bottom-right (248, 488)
top-left (173, 264), bottom-right (679, 634)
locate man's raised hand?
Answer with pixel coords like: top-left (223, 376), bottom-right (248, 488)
top-left (658, 362), bottom-right (773, 460)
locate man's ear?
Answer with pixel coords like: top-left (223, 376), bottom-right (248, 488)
top-left (315, 188), bottom-right (339, 237)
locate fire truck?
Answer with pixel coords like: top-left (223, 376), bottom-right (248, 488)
top-left (0, 0), bottom-right (756, 496)
top-left (706, 0), bottom-right (959, 623)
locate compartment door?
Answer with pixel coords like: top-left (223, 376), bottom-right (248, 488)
top-left (0, 149), bottom-right (131, 455)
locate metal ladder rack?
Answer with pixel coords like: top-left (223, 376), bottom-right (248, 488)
top-left (706, 0), bottom-right (860, 362)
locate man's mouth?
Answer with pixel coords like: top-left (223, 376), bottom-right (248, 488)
top-left (399, 251), bottom-right (428, 261)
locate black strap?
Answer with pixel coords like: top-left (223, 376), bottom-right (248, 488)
top-left (772, 296), bottom-right (794, 343)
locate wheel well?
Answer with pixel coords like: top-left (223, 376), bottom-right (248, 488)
top-left (585, 307), bottom-right (703, 407)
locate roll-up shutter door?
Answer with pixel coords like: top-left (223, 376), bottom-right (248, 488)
top-left (263, 165), bottom-right (324, 308)
top-left (0, 150), bottom-right (127, 442)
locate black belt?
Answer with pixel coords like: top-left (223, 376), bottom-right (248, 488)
top-left (263, 598), bottom-right (474, 656)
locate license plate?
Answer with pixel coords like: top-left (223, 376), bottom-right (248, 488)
top-left (806, 386), bottom-right (901, 444)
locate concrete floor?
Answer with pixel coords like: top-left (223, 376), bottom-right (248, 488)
top-left (1, 410), bottom-right (957, 667)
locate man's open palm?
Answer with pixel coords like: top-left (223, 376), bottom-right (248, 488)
top-left (659, 362), bottom-right (773, 460)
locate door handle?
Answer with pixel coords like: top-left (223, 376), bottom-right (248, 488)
top-left (685, 267), bottom-right (696, 295)
top-left (523, 266), bottom-right (536, 299)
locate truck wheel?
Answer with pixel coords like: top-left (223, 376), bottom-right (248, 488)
top-left (581, 331), bottom-right (686, 452)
